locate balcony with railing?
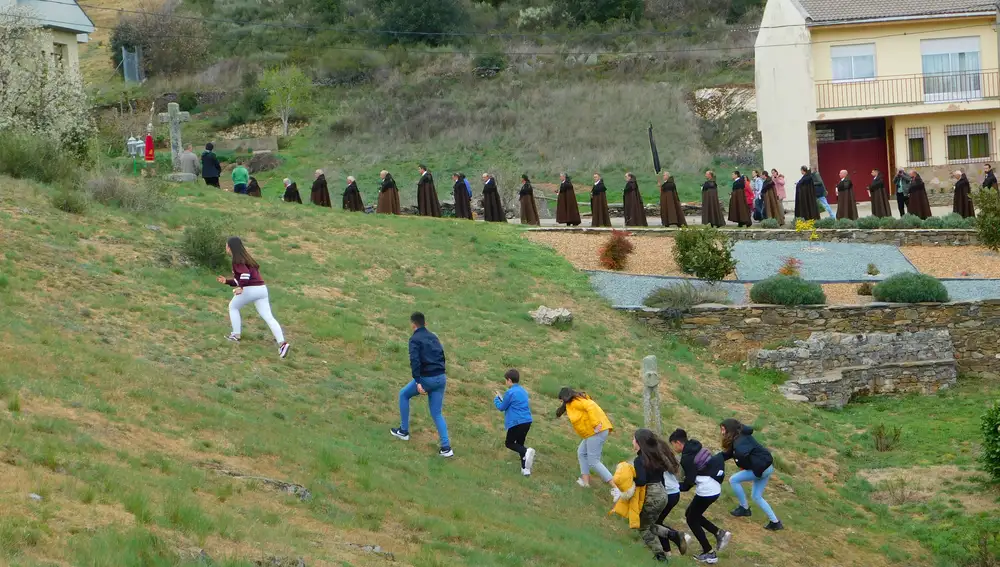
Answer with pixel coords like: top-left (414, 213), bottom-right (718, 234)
top-left (816, 70), bottom-right (1000, 112)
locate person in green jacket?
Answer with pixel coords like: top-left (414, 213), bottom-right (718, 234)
top-left (232, 164), bottom-right (250, 195)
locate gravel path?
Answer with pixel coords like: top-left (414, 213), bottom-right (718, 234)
top-left (733, 241), bottom-right (917, 282)
top-left (940, 280), bottom-right (1000, 302)
top-left (901, 246), bottom-right (1000, 278)
top-left (526, 232), bottom-right (686, 276)
top-left (587, 271), bottom-right (745, 307)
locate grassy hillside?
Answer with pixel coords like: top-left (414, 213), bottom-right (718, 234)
top-left (0, 178), bottom-right (998, 566)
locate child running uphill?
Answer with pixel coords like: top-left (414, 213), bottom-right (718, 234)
top-left (494, 369), bottom-right (535, 476)
top-left (610, 429), bottom-right (690, 562)
top-left (721, 419), bottom-right (783, 530)
top-left (670, 429), bottom-right (732, 564)
top-left (216, 237), bottom-right (290, 359)
top-left (556, 388), bottom-right (614, 488)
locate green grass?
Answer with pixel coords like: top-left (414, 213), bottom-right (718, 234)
top-left (0, 179), bottom-right (997, 566)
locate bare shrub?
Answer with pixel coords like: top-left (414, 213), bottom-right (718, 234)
top-left (878, 476), bottom-right (918, 506)
top-left (84, 175), bottom-right (170, 213)
top-left (872, 422), bottom-right (902, 452)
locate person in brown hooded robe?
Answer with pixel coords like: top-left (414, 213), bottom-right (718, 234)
top-left (761, 170), bottom-right (783, 226)
top-left (482, 173), bottom-right (506, 222)
top-left (868, 169), bottom-right (891, 218)
top-left (660, 171), bottom-right (686, 227)
top-left (907, 170), bottom-right (932, 219)
top-left (795, 166), bottom-right (821, 221)
top-left (622, 172), bottom-right (648, 227)
top-left (282, 178), bottom-right (301, 203)
top-left (590, 173), bottom-right (612, 227)
top-left (555, 173), bottom-right (582, 226)
top-left (835, 170), bottom-right (859, 220)
top-left (416, 165), bottom-right (442, 217)
top-left (247, 176), bottom-right (262, 198)
top-left (728, 170), bottom-right (752, 227)
top-left (701, 171), bottom-right (725, 227)
top-left (311, 169), bottom-right (332, 207)
top-left (518, 174), bottom-right (540, 226)
top-left (377, 170), bottom-right (402, 215)
top-left (343, 176), bottom-right (365, 212)
top-left (953, 170), bottom-right (976, 218)
top-left (452, 173), bottom-right (473, 220)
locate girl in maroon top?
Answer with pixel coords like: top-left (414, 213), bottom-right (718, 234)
top-left (216, 237), bottom-right (290, 358)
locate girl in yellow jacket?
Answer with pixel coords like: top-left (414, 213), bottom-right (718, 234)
top-left (556, 387), bottom-right (614, 487)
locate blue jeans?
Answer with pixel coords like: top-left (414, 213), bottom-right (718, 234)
top-left (399, 375), bottom-right (450, 448)
top-left (234, 183), bottom-right (248, 194)
top-left (730, 466), bottom-right (779, 522)
top-left (817, 196), bottom-right (835, 218)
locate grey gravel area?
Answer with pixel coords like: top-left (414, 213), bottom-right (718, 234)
top-left (733, 241), bottom-right (918, 282)
top-left (587, 271), bottom-right (746, 307)
top-left (940, 280), bottom-right (1000, 302)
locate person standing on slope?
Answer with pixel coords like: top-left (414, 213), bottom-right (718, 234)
top-left (216, 237), bottom-right (290, 359)
top-left (721, 419), bottom-right (784, 531)
top-left (556, 388), bottom-right (614, 488)
top-left (670, 428), bottom-right (732, 564)
top-left (391, 312), bottom-right (453, 458)
top-left (494, 369), bottom-right (535, 476)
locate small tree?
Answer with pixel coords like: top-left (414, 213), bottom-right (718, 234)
top-left (981, 401), bottom-right (1000, 482)
top-left (260, 66), bottom-right (312, 136)
top-left (975, 189), bottom-right (1000, 251)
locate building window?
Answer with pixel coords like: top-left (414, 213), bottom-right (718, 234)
top-left (906, 127), bottom-right (929, 165)
top-left (51, 43), bottom-right (68, 69)
top-left (946, 123), bottom-right (993, 162)
top-left (831, 44), bottom-right (876, 82)
top-left (922, 37), bottom-right (981, 102)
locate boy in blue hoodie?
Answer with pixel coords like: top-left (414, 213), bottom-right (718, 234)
top-left (494, 369), bottom-right (535, 476)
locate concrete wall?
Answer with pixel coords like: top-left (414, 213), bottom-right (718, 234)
top-left (46, 29), bottom-right (81, 72)
top-left (626, 300), bottom-right (1000, 376)
top-left (755, 0), bottom-right (814, 182)
top-left (891, 109), bottom-right (1000, 184)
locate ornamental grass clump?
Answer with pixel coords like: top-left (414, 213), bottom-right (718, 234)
top-left (872, 273), bottom-right (949, 303)
top-left (598, 230), bottom-right (634, 271)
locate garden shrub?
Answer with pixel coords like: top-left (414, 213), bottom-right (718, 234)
top-left (897, 214), bottom-right (924, 229)
top-left (777, 257), bottom-right (802, 277)
top-left (922, 216), bottom-right (944, 229)
top-left (643, 281), bottom-right (730, 311)
top-left (673, 226), bottom-right (737, 282)
top-left (857, 216), bottom-right (882, 229)
top-left (815, 217), bottom-right (836, 229)
top-left (877, 216), bottom-right (898, 229)
top-left (867, 263), bottom-right (880, 276)
top-left (940, 212), bottom-right (975, 229)
top-left (872, 422), bottom-right (902, 452)
top-left (834, 218), bottom-right (857, 229)
top-left (759, 218), bottom-right (779, 229)
top-left (182, 219), bottom-right (229, 269)
top-left (856, 282), bottom-right (874, 296)
top-left (982, 401), bottom-right (1000, 482)
top-left (872, 273), bottom-right (949, 303)
top-left (598, 230), bottom-right (634, 270)
top-left (51, 190), bottom-right (88, 215)
top-left (749, 275), bottom-right (826, 306)
top-left (975, 189), bottom-right (1000, 251)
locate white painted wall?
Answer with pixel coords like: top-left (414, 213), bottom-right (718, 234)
top-left (755, 0), bottom-right (815, 180)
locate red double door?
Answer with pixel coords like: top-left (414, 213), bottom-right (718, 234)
top-left (815, 118), bottom-right (889, 204)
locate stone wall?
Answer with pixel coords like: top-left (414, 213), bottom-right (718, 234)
top-left (752, 330), bottom-right (953, 379)
top-left (778, 359), bottom-right (957, 408)
top-left (529, 226), bottom-right (978, 246)
top-left (625, 300), bottom-right (1000, 375)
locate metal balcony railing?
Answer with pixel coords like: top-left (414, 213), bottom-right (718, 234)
top-left (816, 70), bottom-right (999, 111)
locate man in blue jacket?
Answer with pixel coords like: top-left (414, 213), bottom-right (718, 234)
top-left (494, 369), bottom-right (535, 476)
top-left (391, 312), bottom-right (453, 457)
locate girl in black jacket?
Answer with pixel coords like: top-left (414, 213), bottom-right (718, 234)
top-left (720, 419), bottom-right (783, 531)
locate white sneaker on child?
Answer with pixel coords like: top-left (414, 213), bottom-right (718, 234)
top-left (524, 447), bottom-right (536, 472)
top-left (522, 468), bottom-right (531, 477)
top-left (576, 477), bottom-right (588, 487)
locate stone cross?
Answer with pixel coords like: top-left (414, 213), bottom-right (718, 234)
top-left (642, 355), bottom-right (662, 433)
top-left (157, 102), bottom-right (190, 172)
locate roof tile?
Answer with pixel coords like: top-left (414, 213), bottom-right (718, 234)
top-left (797, 0), bottom-right (996, 24)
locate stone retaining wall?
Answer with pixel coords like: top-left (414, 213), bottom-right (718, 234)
top-left (625, 301), bottom-right (1000, 375)
top-left (528, 227), bottom-right (978, 246)
top-left (778, 360), bottom-right (957, 408)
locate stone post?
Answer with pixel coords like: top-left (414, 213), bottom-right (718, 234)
top-left (157, 102), bottom-right (191, 172)
top-left (642, 355), bottom-right (662, 433)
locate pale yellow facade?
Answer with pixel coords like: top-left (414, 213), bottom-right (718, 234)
top-left (756, 0), bottom-right (1000, 188)
top-left (46, 29), bottom-right (82, 71)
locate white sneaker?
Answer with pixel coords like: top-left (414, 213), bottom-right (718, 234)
top-left (522, 468), bottom-right (531, 477)
top-left (524, 447), bottom-right (536, 472)
top-left (278, 342), bottom-right (290, 359)
top-left (576, 477), bottom-right (588, 487)
top-left (226, 333), bottom-right (240, 342)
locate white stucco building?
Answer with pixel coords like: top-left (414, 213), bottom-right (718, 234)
top-left (2, 0), bottom-right (95, 71)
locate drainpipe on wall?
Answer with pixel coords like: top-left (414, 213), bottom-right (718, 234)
top-left (996, 2), bottom-right (1000, 106)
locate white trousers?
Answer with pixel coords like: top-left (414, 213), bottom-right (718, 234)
top-left (229, 285), bottom-right (284, 344)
